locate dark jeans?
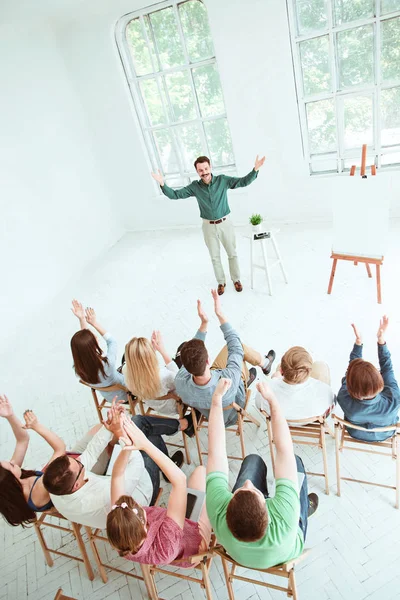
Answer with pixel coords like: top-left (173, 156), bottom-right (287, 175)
top-left (232, 453), bottom-right (309, 540)
top-left (132, 414), bottom-right (180, 506)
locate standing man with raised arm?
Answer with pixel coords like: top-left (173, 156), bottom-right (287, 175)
top-left (151, 155), bottom-right (265, 294)
top-left (205, 378), bottom-right (318, 569)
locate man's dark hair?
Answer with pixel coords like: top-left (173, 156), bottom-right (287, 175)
top-left (180, 339), bottom-right (208, 377)
top-left (42, 455), bottom-right (76, 496)
top-left (194, 156), bottom-right (210, 169)
top-left (226, 491), bottom-right (268, 542)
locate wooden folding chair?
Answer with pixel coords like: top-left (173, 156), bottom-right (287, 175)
top-left (263, 411), bottom-right (331, 494)
top-left (193, 389), bottom-right (260, 463)
top-left (79, 380), bottom-right (138, 423)
top-left (54, 590), bottom-right (77, 600)
top-left (142, 536), bottom-right (216, 600)
top-left (332, 414), bottom-right (400, 508)
top-left (135, 397), bottom-right (192, 464)
top-left (84, 488), bottom-right (163, 585)
top-left (214, 545), bottom-right (310, 600)
top-left (34, 508), bottom-right (94, 580)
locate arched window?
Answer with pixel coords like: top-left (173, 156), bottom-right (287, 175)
top-left (116, 0), bottom-right (236, 187)
top-left (287, 0), bottom-right (400, 174)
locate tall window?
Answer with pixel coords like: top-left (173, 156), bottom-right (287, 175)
top-left (116, 0), bottom-right (235, 187)
top-left (287, 0), bottom-right (400, 174)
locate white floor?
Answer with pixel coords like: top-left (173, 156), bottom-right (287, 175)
top-left (2, 221), bottom-right (400, 600)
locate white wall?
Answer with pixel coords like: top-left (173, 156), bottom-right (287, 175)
top-left (52, 0), bottom-right (400, 232)
top-left (0, 20), bottom-right (123, 345)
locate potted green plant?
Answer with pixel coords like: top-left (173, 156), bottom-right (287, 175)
top-left (249, 213), bottom-right (263, 233)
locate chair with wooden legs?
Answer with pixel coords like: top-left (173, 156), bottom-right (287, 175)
top-left (263, 411), bottom-right (331, 495)
top-left (192, 389), bottom-right (260, 464)
top-left (79, 380), bottom-right (138, 423)
top-left (214, 545), bottom-right (310, 600)
top-left (34, 508), bottom-right (94, 581)
top-left (84, 488), bottom-right (163, 587)
top-left (136, 396), bottom-right (192, 464)
top-left (142, 538), bottom-right (216, 600)
top-left (332, 414), bottom-right (400, 508)
top-left (54, 590), bottom-right (77, 600)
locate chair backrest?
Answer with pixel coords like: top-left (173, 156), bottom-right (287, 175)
top-left (286, 415), bottom-right (325, 427)
top-left (79, 380), bottom-right (128, 393)
top-left (332, 413), bottom-right (400, 434)
top-left (213, 544), bottom-right (310, 572)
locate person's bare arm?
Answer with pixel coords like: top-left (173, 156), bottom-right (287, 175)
top-left (207, 379), bottom-right (232, 476)
top-left (0, 395), bottom-right (30, 467)
top-left (123, 418), bottom-right (187, 529)
top-left (23, 410), bottom-right (66, 464)
top-left (71, 299), bottom-right (89, 330)
top-left (256, 381), bottom-right (297, 487)
top-left (110, 448), bottom-right (131, 505)
top-left (211, 289), bottom-right (227, 325)
top-left (197, 300), bottom-right (209, 333)
top-left (151, 330), bottom-right (173, 365)
top-left (85, 308), bottom-right (107, 337)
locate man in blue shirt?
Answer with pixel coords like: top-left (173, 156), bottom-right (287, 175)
top-left (151, 155), bottom-right (265, 294)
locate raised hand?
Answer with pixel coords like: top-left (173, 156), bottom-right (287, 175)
top-left (23, 410), bottom-right (39, 430)
top-left (85, 307), bottom-right (97, 326)
top-left (151, 170), bottom-right (164, 186)
top-left (256, 381), bottom-right (277, 406)
top-left (254, 155), bottom-right (266, 171)
top-left (71, 299), bottom-right (85, 320)
top-left (103, 398), bottom-right (125, 438)
top-left (121, 416), bottom-right (149, 451)
top-left (211, 289), bottom-right (222, 316)
top-left (151, 330), bottom-right (165, 354)
top-left (377, 315), bottom-right (389, 344)
top-left (197, 300), bottom-right (208, 326)
top-left (214, 378), bottom-right (232, 398)
top-left (351, 323), bottom-right (362, 345)
top-left (0, 394), bottom-right (13, 418)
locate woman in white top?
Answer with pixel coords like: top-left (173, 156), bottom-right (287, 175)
top-left (256, 346), bottom-right (335, 421)
top-left (123, 331), bottom-right (180, 416)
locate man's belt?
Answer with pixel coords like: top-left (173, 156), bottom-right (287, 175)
top-left (209, 217), bottom-right (226, 225)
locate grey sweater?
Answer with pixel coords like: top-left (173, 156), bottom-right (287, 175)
top-left (174, 322), bottom-right (245, 426)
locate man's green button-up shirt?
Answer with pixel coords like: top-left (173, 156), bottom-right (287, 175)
top-left (160, 169), bottom-right (258, 221)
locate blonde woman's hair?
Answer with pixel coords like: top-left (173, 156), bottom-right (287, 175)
top-left (281, 346), bottom-right (313, 384)
top-left (106, 495), bottom-right (147, 556)
top-left (124, 337), bottom-right (162, 400)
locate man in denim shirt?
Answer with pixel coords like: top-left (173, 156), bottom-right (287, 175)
top-left (337, 317), bottom-right (400, 442)
top-left (174, 291), bottom-right (275, 427)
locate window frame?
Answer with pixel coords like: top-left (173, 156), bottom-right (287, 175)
top-left (286, 0), bottom-right (400, 175)
top-left (115, 0), bottom-right (236, 188)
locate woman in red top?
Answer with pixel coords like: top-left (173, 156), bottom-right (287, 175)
top-left (106, 416), bottom-right (211, 566)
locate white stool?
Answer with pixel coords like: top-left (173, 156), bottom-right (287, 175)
top-left (249, 228), bottom-right (288, 295)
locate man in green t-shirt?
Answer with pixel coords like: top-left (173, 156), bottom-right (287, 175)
top-left (206, 378), bottom-right (319, 570)
top-left (151, 155), bottom-right (265, 295)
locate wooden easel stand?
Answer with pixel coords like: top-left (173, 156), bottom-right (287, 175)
top-left (327, 253), bottom-right (383, 304)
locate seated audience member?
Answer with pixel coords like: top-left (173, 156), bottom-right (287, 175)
top-left (206, 378), bottom-right (318, 569)
top-left (0, 395), bottom-right (66, 526)
top-left (337, 317), bottom-right (400, 442)
top-left (256, 346), bottom-right (335, 420)
top-left (43, 403), bottom-right (185, 528)
top-left (175, 291), bottom-right (275, 427)
top-left (43, 402), bottom-right (152, 528)
top-left (70, 300), bottom-right (127, 403)
top-left (123, 330), bottom-right (182, 417)
top-left (107, 416), bottom-right (211, 566)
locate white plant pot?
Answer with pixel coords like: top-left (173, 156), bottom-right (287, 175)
top-left (252, 223), bottom-right (262, 233)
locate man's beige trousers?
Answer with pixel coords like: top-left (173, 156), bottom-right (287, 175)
top-left (201, 215), bottom-right (240, 284)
